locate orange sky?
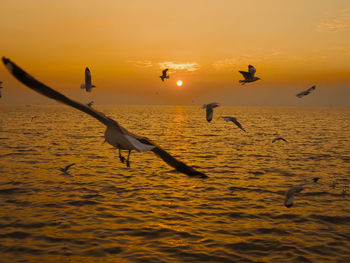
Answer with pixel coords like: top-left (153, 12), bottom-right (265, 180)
top-left (0, 0), bottom-right (349, 106)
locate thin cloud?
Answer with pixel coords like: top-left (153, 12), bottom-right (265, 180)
top-left (318, 8), bottom-right (350, 31)
top-left (158, 61), bottom-right (200, 72)
top-left (129, 60), bottom-right (153, 68)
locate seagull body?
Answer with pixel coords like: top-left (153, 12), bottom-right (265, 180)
top-left (160, 69), bottom-right (169, 82)
top-left (80, 67), bottom-right (95, 92)
top-left (0, 81), bottom-right (3, 98)
top-left (59, 163), bottom-right (76, 174)
top-left (239, 65), bottom-right (260, 85)
top-left (222, 116), bottom-right (246, 132)
top-left (272, 137), bottom-right (287, 143)
top-left (296, 86), bottom-right (316, 98)
top-left (87, 101), bottom-right (94, 107)
top-left (3, 57), bottom-right (206, 178)
top-left (284, 177), bottom-right (320, 208)
top-left (202, 102), bottom-right (219, 122)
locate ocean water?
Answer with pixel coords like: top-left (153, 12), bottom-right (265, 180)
top-left (0, 105), bottom-right (349, 263)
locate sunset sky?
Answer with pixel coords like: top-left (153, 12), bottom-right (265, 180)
top-left (0, 0), bottom-right (349, 106)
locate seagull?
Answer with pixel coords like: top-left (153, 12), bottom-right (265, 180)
top-left (160, 69), bottom-right (169, 82)
top-left (0, 81), bottom-right (3, 98)
top-left (272, 137), bottom-right (287, 143)
top-left (222, 116), bottom-right (246, 132)
top-left (296, 85), bottom-right (316, 98)
top-left (239, 65), bottom-right (260, 85)
top-left (202, 102), bottom-right (219, 122)
top-left (87, 101), bottom-right (94, 107)
top-left (80, 67), bottom-right (96, 92)
top-left (59, 163), bottom-right (76, 174)
top-left (3, 57), bottom-right (207, 178)
top-left (284, 177), bottom-right (320, 208)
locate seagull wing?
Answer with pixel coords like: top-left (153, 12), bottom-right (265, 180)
top-left (206, 107), bottom-right (214, 122)
top-left (2, 57), bottom-right (124, 133)
top-left (307, 85), bottom-right (316, 93)
top-left (65, 163), bottom-right (76, 171)
top-left (162, 69), bottom-right (168, 76)
top-left (296, 90), bottom-right (307, 98)
top-left (248, 65), bottom-right (256, 77)
top-left (137, 137), bottom-right (207, 178)
top-left (239, 71), bottom-right (251, 80)
top-left (284, 187), bottom-right (297, 207)
top-left (85, 67), bottom-right (92, 85)
top-left (232, 118), bottom-right (246, 132)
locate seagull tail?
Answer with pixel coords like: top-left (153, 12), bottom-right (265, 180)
top-left (151, 147), bottom-right (207, 178)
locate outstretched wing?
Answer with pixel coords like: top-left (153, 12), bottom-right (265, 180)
top-left (162, 68), bottom-right (168, 75)
top-left (232, 119), bottom-right (246, 132)
top-left (206, 107), bottom-right (214, 122)
top-left (248, 65), bottom-right (256, 77)
top-left (307, 85), bottom-right (316, 93)
top-left (85, 67), bottom-right (92, 85)
top-left (239, 70), bottom-right (251, 80)
top-left (65, 163), bottom-right (76, 170)
top-left (2, 57), bottom-right (124, 133)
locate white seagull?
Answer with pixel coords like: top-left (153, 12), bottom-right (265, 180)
top-left (202, 102), bottom-right (220, 122)
top-left (3, 57), bottom-right (207, 178)
top-left (81, 67), bottom-right (96, 92)
top-left (239, 65), bottom-right (260, 85)
top-left (284, 177), bottom-right (320, 208)
top-left (160, 69), bottom-right (169, 82)
top-left (222, 116), bottom-right (246, 132)
top-left (296, 85), bottom-right (316, 98)
top-left (87, 101), bottom-right (94, 107)
top-left (272, 137), bottom-right (287, 143)
top-left (0, 81), bottom-right (3, 98)
top-left (59, 163), bottom-right (76, 174)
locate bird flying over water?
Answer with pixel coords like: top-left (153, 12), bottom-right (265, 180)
top-left (296, 86), bottom-right (316, 98)
top-left (284, 177), bottom-right (320, 208)
top-left (272, 137), bottom-right (287, 143)
top-left (3, 57), bottom-right (207, 178)
top-left (222, 116), bottom-right (246, 132)
top-left (160, 69), bottom-right (169, 82)
top-left (59, 163), bottom-right (76, 174)
top-left (81, 67), bottom-right (95, 92)
top-left (239, 65), bottom-right (260, 85)
top-left (202, 102), bottom-right (220, 122)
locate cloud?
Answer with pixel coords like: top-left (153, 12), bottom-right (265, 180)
top-left (158, 61), bottom-right (200, 72)
top-left (129, 60), bottom-right (153, 68)
top-left (318, 8), bottom-right (350, 32)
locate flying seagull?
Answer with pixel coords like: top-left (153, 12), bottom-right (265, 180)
top-left (59, 163), bottom-right (76, 174)
top-left (160, 69), bottom-right (169, 82)
top-left (0, 81), bottom-right (3, 98)
top-left (87, 101), bottom-right (94, 107)
top-left (2, 57), bottom-right (207, 178)
top-left (272, 137), bottom-right (287, 143)
top-left (81, 67), bottom-right (96, 92)
top-left (239, 65), bottom-right (260, 85)
top-left (222, 116), bottom-right (246, 132)
top-left (296, 85), bottom-right (316, 98)
top-left (202, 102), bottom-right (219, 122)
top-left (284, 177), bottom-right (320, 208)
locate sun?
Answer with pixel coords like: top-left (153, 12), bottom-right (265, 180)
top-left (177, 80), bottom-right (183, 87)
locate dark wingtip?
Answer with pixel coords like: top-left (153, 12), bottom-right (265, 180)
top-left (313, 177), bottom-right (320, 183)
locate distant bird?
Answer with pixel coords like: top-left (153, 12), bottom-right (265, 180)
top-left (0, 81), bottom-right (3, 98)
top-left (160, 69), bottom-right (169, 82)
top-left (87, 101), bottom-right (94, 107)
top-left (3, 57), bottom-right (207, 178)
top-left (31, 115), bottom-right (39, 122)
top-left (80, 67), bottom-right (95, 92)
top-left (239, 65), bottom-right (260, 85)
top-left (272, 137), bottom-right (287, 143)
top-left (284, 177), bottom-right (320, 208)
top-left (222, 116), bottom-right (246, 132)
top-left (59, 163), bottom-right (76, 174)
top-left (202, 102), bottom-right (220, 122)
top-left (296, 85), bottom-right (316, 98)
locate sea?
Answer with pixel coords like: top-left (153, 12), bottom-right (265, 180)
top-left (0, 105), bottom-right (349, 263)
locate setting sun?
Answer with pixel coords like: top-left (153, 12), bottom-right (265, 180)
top-left (177, 80), bottom-right (183, 87)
